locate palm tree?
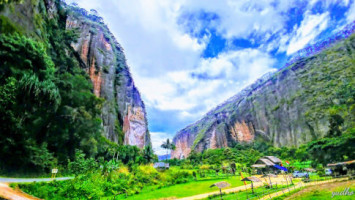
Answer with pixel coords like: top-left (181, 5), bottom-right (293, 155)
top-left (161, 139), bottom-right (170, 159)
top-left (161, 139), bottom-right (176, 160)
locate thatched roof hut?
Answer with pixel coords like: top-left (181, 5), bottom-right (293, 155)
top-left (210, 181), bottom-right (231, 189)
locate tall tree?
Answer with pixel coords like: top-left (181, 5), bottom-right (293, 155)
top-left (161, 139), bottom-right (175, 160)
top-left (142, 145), bottom-right (155, 164)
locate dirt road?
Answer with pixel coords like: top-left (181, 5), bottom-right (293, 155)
top-left (0, 183), bottom-right (40, 200)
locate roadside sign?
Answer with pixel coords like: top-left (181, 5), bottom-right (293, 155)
top-left (52, 169), bottom-right (58, 174)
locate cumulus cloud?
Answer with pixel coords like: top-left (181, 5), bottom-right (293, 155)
top-left (178, 0), bottom-right (296, 40)
top-left (140, 49), bottom-right (276, 119)
top-left (286, 11), bottom-right (330, 55)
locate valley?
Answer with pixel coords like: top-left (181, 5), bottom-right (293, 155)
top-left (0, 0), bottom-right (354, 200)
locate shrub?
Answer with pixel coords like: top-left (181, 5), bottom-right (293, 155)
top-left (68, 150), bottom-right (98, 175)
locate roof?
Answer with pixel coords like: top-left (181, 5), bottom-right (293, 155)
top-left (258, 158), bottom-right (275, 166)
top-left (263, 156), bottom-right (282, 163)
top-left (153, 162), bottom-right (169, 168)
top-left (251, 164), bottom-right (266, 168)
top-left (327, 160), bottom-right (355, 167)
top-left (304, 168), bottom-right (316, 172)
top-left (210, 181), bottom-right (231, 189)
top-left (241, 176), bottom-right (262, 182)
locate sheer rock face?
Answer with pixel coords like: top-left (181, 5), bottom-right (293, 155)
top-left (172, 35), bottom-right (355, 159)
top-left (65, 14), bottom-right (150, 148)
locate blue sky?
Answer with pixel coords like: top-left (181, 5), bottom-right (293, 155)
top-left (66, 0), bottom-right (355, 155)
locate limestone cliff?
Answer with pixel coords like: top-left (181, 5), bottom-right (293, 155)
top-left (65, 6), bottom-right (150, 148)
top-left (172, 30), bottom-right (355, 159)
top-left (0, 0), bottom-right (150, 148)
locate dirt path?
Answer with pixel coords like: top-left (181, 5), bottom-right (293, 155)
top-left (0, 177), bottom-right (73, 200)
top-left (0, 183), bottom-right (40, 200)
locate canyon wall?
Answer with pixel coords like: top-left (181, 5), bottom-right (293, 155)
top-left (65, 7), bottom-right (150, 148)
top-left (172, 33), bottom-right (355, 159)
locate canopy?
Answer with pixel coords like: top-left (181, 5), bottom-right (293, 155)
top-left (273, 164), bottom-right (288, 172)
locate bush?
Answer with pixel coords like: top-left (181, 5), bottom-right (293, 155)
top-left (68, 150), bottom-right (98, 175)
top-left (134, 165), bottom-right (159, 184)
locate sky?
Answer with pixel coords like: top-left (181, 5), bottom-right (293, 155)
top-left (66, 0), bottom-right (355, 155)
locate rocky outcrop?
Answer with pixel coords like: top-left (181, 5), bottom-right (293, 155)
top-left (172, 32), bottom-right (355, 159)
top-left (65, 10), bottom-right (150, 148)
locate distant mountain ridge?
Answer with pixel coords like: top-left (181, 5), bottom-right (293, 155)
top-left (158, 154), bottom-right (171, 161)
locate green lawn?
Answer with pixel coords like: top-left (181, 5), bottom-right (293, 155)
top-left (106, 175), bottom-right (247, 200)
top-left (273, 180), bottom-right (355, 200)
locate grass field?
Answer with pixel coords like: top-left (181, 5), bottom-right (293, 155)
top-left (206, 184), bottom-right (290, 200)
top-left (105, 175), bottom-right (247, 200)
top-left (274, 180), bottom-right (355, 200)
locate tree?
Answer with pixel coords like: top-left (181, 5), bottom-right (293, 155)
top-left (327, 114), bottom-right (344, 137)
top-left (142, 145), bottom-right (155, 164)
top-left (188, 150), bottom-right (201, 166)
top-left (161, 139), bottom-right (175, 160)
top-left (308, 128), bottom-right (355, 165)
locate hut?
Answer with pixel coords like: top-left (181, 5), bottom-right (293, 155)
top-left (327, 160), bottom-right (355, 176)
top-left (210, 181), bottom-right (231, 198)
top-left (153, 162), bottom-right (169, 170)
top-left (252, 156), bottom-right (286, 174)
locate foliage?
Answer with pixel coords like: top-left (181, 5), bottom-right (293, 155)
top-left (307, 128), bottom-right (355, 165)
top-left (19, 162), bottom-right (193, 199)
top-left (142, 145), bottom-right (157, 164)
top-left (0, 33), bottom-right (60, 171)
top-left (0, 0), bottom-right (23, 4)
top-left (0, 2), bottom-right (110, 172)
top-left (68, 150), bottom-right (98, 175)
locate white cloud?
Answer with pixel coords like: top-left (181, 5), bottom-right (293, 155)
top-left (286, 11), bottom-right (330, 55)
top-left (139, 49), bottom-right (276, 120)
top-left (346, 1), bottom-right (355, 23)
top-left (179, 0), bottom-right (295, 40)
